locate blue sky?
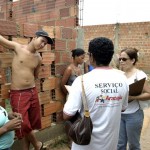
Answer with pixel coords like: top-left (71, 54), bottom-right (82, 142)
top-left (81, 0), bottom-right (150, 26)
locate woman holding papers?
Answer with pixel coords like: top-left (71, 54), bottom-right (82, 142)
top-left (61, 48), bottom-right (85, 95)
top-left (117, 47), bottom-right (150, 150)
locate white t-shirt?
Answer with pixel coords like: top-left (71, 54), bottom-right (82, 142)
top-left (122, 69), bottom-right (147, 114)
top-left (63, 68), bottom-right (129, 150)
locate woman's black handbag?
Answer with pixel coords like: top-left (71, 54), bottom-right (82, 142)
top-left (65, 76), bottom-right (93, 145)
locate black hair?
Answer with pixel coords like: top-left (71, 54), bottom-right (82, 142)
top-left (71, 48), bottom-right (85, 58)
top-left (88, 37), bottom-right (114, 66)
top-left (121, 47), bottom-right (138, 65)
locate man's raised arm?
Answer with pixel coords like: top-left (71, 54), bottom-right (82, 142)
top-left (0, 35), bottom-right (18, 50)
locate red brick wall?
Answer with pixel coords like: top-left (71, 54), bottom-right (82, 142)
top-left (83, 24), bottom-right (115, 51)
top-left (13, 0), bottom-right (78, 76)
top-left (83, 22), bottom-right (150, 74)
top-left (0, 0), bottom-right (13, 20)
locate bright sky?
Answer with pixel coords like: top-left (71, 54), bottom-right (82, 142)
top-left (81, 0), bottom-right (150, 26)
top-left (13, 0), bottom-right (150, 26)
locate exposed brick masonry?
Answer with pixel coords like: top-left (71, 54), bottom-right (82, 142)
top-left (83, 22), bottom-right (150, 74)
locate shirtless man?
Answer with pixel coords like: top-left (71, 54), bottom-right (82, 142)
top-left (0, 30), bottom-right (53, 150)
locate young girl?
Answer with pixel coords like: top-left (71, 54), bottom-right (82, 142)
top-left (61, 48), bottom-right (85, 95)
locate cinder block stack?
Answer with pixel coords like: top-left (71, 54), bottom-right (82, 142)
top-left (0, 0), bottom-right (13, 21)
top-left (0, 20), bottom-right (17, 107)
top-left (35, 25), bottom-right (66, 128)
top-left (0, 0), bottom-right (14, 107)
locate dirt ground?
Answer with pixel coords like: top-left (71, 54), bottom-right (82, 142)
top-left (48, 108), bottom-right (150, 150)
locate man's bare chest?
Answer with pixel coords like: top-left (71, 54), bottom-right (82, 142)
top-left (13, 53), bottom-right (40, 69)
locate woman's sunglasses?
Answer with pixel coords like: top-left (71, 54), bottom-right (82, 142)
top-left (119, 58), bottom-right (129, 61)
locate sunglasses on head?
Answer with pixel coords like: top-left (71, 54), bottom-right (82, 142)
top-left (119, 57), bottom-right (129, 61)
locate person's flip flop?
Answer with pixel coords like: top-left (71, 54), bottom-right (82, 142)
top-left (40, 142), bottom-right (43, 150)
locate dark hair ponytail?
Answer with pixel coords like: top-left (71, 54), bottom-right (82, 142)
top-left (71, 48), bottom-right (85, 58)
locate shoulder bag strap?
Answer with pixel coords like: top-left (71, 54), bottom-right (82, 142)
top-left (81, 75), bottom-right (90, 117)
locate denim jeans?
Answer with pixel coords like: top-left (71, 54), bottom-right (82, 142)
top-left (117, 109), bottom-right (144, 150)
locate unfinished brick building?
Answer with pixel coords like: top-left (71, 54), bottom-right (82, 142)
top-left (0, 0), bottom-right (150, 149)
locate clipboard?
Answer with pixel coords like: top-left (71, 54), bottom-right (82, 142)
top-left (129, 78), bottom-right (146, 96)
